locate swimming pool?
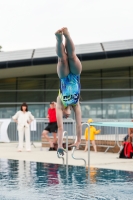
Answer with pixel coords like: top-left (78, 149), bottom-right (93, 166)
top-left (0, 159), bottom-right (132, 200)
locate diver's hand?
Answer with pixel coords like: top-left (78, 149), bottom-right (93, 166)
top-left (57, 148), bottom-right (67, 156)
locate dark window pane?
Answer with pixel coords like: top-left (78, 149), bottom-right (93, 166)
top-left (17, 92), bottom-right (44, 102)
top-left (81, 91), bottom-right (101, 102)
top-left (81, 70), bottom-right (101, 89)
top-left (45, 74), bottom-right (59, 89)
top-left (130, 67), bottom-right (133, 77)
top-left (81, 70), bottom-right (101, 78)
top-left (102, 78), bottom-right (129, 89)
top-left (81, 79), bottom-right (101, 89)
top-left (0, 78), bottom-right (16, 89)
top-left (45, 79), bottom-right (59, 89)
top-left (0, 92), bottom-right (16, 102)
top-left (18, 76), bottom-right (44, 90)
top-left (102, 67), bottom-right (129, 77)
top-left (44, 91), bottom-right (58, 102)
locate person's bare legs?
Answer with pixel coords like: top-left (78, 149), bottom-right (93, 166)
top-left (55, 29), bottom-right (69, 78)
top-left (62, 27), bottom-right (82, 75)
top-left (42, 130), bottom-right (54, 148)
top-left (55, 28), bottom-right (82, 154)
top-left (55, 29), bottom-right (71, 153)
top-left (84, 141), bottom-right (88, 152)
top-left (92, 140), bottom-right (97, 152)
top-left (70, 102), bottom-right (82, 148)
top-left (52, 132), bottom-right (57, 144)
top-left (56, 96), bottom-right (64, 149)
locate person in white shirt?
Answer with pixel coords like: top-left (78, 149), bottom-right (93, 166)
top-left (12, 102), bottom-right (34, 152)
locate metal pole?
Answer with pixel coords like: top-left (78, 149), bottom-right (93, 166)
top-left (63, 131), bottom-right (68, 166)
top-left (82, 123), bottom-right (90, 168)
top-left (71, 147), bottom-right (86, 167)
top-left (88, 124), bottom-right (90, 168)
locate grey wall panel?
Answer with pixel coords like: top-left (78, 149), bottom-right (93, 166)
top-left (75, 43), bottom-right (103, 54)
top-left (125, 39), bottom-right (133, 49)
top-left (34, 43), bottom-right (103, 59)
top-left (103, 40), bottom-right (133, 51)
top-left (0, 50), bottom-right (33, 62)
top-left (34, 47), bottom-right (56, 58)
top-left (0, 39), bottom-right (133, 63)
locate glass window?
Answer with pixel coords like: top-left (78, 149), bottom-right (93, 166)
top-left (130, 66), bottom-right (133, 88)
top-left (81, 78), bottom-right (101, 89)
top-left (130, 66), bottom-right (133, 77)
top-left (81, 103), bottom-right (102, 118)
top-left (44, 91), bottom-right (58, 102)
top-left (131, 92), bottom-right (133, 102)
top-left (80, 91), bottom-right (101, 102)
top-left (102, 67), bottom-right (130, 89)
top-left (102, 67), bottom-right (129, 78)
top-left (81, 70), bottom-right (101, 78)
top-left (45, 74), bottom-right (59, 89)
top-left (102, 78), bottom-right (130, 89)
top-left (0, 105), bottom-right (16, 118)
top-left (17, 91), bottom-right (44, 102)
top-left (102, 91), bottom-right (130, 102)
top-left (16, 104), bottom-right (47, 118)
top-left (17, 76), bottom-right (44, 90)
top-left (0, 92), bottom-right (16, 102)
top-left (131, 104), bottom-right (133, 118)
top-left (103, 104), bottom-right (130, 119)
top-left (81, 70), bottom-right (101, 89)
top-left (0, 78), bottom-right (16, 89)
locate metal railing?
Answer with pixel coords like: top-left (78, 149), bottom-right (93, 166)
top-left (6, 118), bottom-right (132, 154)
top-left (81, 118), bottom-right (131, 152)
top-left (8, 118), bottom-right (76, 143)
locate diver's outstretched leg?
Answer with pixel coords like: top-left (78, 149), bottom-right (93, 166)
top-left (55, 29), bottom-right (69, 78)
top-left (62, 27), bottom-right (82, 75)
top-left (69, 102), bottom-right (82, 149)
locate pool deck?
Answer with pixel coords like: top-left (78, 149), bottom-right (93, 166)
top-left (0, 142), bottom-right (133, 171)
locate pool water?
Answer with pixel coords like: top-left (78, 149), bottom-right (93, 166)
top-left (0, 159), bottom-right (133, 200)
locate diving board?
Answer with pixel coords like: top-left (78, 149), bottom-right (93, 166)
top-left (90, 122), bottom-right (133, 128)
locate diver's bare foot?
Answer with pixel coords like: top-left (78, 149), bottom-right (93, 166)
top-left (62, 27), bottom-right (70, 37)
top-left (55, 29), bottom-right (63, 41)
top-left (69, 142), bottom-right (80, 149)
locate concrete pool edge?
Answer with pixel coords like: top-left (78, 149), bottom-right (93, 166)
top-left (0, 142), bottom-right (133, 172)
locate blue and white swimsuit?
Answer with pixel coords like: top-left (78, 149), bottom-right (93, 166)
top-left (59, 73), bottom-right (81, 107)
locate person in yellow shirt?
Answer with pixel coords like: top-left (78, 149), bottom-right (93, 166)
top-left (84, 119), bottom-right (101, 152)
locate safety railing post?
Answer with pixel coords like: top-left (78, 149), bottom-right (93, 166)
top-left (63, 131), bottom-right (68, 166)
top-left (82, 123), bottom-right (90, 167)
top-left (71, 122), bottom-right (90, 167)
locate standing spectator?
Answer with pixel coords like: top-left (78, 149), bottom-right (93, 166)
top-left (42, 102), bottom-right (58, 151)
top-left (84, 119), bottom-right (101, 152)
top-left (12, 102), bottom-right (34, 152)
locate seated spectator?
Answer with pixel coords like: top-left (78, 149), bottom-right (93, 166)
top-left (120, 131), bottom-right (133, 158)
top-left (124, 120), bottom-right (133, 141)
top-left (84, 119), bottom-right (101, 152)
